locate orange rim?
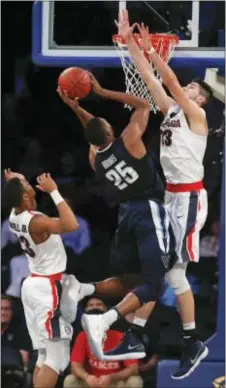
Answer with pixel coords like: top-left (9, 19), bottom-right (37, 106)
top-left (112, 33), bottom-right (179, 46)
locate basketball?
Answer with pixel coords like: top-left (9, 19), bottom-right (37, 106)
top-left (58, 67), bottom-right (91, 99)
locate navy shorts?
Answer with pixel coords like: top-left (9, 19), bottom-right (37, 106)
top-left (110, 199), bottom-right (177, 283)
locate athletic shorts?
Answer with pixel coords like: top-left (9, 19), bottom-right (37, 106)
top-left (21, 273), bottom-right (73, 350)
top-left (110, 199), bottom-right (177, 283)
top-left (165, 186), bottom-right (208, 263)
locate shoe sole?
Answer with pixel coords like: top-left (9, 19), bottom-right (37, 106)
top-left (103, 352), bottom-right (146, 361)
top-left (171, 346), bottom-right (209, 380)
top-left (82, 316), bottom-right (104, 360)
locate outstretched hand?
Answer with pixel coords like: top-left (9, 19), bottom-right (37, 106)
top-left (115, 9), bottom-right (136, 41)
top-left (57, 87), bottom-right (79, 109)
top-left (4, 169), bottom-right (25, 182)
top-left (137, 23), bottom-right (152, 52)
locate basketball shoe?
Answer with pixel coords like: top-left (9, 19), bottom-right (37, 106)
top-left (171, 340), bottom-right (209, 379)
top-left (103, 330), bottom-right (146, 361)
top-left (82, 314), bottom-right (109, 360)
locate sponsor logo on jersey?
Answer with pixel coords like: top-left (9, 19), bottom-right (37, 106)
top-left (161, 254), bottom-right (171, 268)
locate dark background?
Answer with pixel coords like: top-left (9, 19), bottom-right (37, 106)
top-left (1, 2), bottom-right (225, 387)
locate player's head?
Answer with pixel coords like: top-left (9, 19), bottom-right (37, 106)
top-left (83, 296), bottom-right (108, 315)
top-left (84, 117), bottom-right (115, 147)
top-left (1, 295), bottom-right (13, 326)
top-left (183, 78), bottom-right (213, 106)
top-left (2, 177), bottom-right (37, 211)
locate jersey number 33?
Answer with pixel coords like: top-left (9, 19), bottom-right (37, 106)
top-left (105, 161), bottom-right (139, 190)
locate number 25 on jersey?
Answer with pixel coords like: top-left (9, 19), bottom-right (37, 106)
top-left (106, 161), bottom-right (139, 190)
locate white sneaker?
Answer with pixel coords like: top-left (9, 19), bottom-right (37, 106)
top-left (82, 314), bottom-right (109, 360)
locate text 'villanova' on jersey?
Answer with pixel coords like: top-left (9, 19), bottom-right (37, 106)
top-left (94, 138), bottom-right (164, 205)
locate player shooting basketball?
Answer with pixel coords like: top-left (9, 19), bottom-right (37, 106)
top-left (57, 75), bottom-right (177, 361)
top-left (114, 9), bottom-right (212, 380)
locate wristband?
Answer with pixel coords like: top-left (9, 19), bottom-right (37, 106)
top-left (147, 47), bottom-right (156, 55)
top-left (50, 190), bottom-right (64, 205)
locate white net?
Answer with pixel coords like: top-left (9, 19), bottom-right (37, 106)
top-left (113, 35), bottom-right (178, 113)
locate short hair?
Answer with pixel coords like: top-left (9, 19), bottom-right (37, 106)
top-left (82, 295), bottom-right (108, 310)
top-left (1, 294), bottom-right (13, 305)
top-left (192, 78), bottom-right (213, 104)
top-left (2, 178), bottom-right (24, 209)
top-left (84, 118), bottom-right (107, 146)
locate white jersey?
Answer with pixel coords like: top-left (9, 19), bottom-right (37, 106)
top-left (9, 209), bottom-right (67, 275)
top-left (160, 104), bottom-right (207, 184)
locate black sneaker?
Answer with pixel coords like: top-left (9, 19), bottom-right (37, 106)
top-left (103, 331), bottom-right (146, 361)
top-left (171, 341), bottom-right (208, 380)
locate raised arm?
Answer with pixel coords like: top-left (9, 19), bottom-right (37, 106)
top-left (90, 73), bottom-right (150, 142)
top-left (138, 25), bottom-right (206, 122)
top-left (57, 88), bottom-right (94, 128)
top-left (115, 11), bottom-right (173, 115)
top-left (30, 174), bottom-right (79, 235)
top-left (57, 88), bottom-right (97, 168)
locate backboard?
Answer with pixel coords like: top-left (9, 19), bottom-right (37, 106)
top-left (32, 1), bottom-right (225, 69)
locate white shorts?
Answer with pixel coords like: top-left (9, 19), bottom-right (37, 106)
top-left (21, 274), bottom-right (73, 350)
top-left (165, 187), bottom-right (208, 263)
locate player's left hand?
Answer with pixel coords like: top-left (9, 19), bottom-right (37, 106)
top-left (115, 9), bottom-right (136, 41)
top-left (99, 375), bottom-right (112, 387)
top-left (57, 87), bottom-right (79, 108)
top-left (4, 168), bottom-right (25, 181)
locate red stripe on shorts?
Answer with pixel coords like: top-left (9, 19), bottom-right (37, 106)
top-left (44, 279), bottom-right (59, 338)
top-left (186, 198), bottom-right (201, 262)
top-left (187, 227), bottom-right (195, 261)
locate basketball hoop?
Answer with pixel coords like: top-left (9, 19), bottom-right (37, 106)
top-left (112, 33), bottom-right (179, 113)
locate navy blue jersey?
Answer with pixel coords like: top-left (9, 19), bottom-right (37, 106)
top-left (94, 138), bottom-right (164, 205)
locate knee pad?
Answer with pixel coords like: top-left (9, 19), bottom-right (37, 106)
top-left (36, 348), bottom-right (46, 368)
top-left (132, 278), bottom-right (164, 304)
top-left (165, 263), bottom-right (190, 295)
top-left (44, 339), bottom-right (70, 374)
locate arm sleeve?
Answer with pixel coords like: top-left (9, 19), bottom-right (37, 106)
top-left (70, 331), bottom-right (87, 363)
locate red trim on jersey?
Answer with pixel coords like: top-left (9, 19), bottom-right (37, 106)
top-left (31, 272), bottom-right (62, 281)
top-left (166, 181), bottom-right (203, 193)
top-left (28, 211), bottom-right (36, 215)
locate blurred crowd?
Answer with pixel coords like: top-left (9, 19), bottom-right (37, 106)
top-left (2, 2), bottom-right (225, 388)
